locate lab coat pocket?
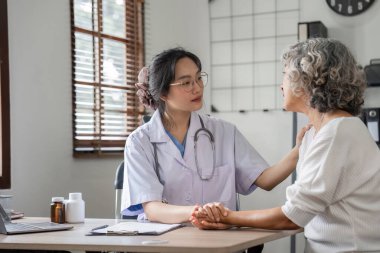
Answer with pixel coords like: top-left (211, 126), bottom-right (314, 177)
top-left (202, 164), bottom-right (235, 204)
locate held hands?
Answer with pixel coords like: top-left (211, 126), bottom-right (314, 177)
top-left (189, 203), bottom-right (233, 230)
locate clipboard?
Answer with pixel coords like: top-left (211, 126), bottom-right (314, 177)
top-left (88, 221), bottom-right (183, 236)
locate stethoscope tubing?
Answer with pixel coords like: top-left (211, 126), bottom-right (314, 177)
top-left (153, 115), bottom-right (216, 182)
top-left (194, 116), bottom-right (216, 180)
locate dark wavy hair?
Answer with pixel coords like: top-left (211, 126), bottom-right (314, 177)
top-left (282, 38), bottom-right (366, 115)
top-left (147, 47), bottom-right (202, 114)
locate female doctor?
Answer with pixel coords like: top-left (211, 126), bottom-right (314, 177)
top-left (121, 47), bottom-right (305, 224)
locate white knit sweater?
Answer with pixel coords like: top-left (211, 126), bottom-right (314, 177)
top-left (282, 117), bottom-right (380, 253)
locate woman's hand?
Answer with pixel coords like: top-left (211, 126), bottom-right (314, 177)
top-left (254, 123), bottom-right (311, 191)
top-left (190, 215), bottom-right (233, 230)
top-left (197, 202), bottom-right (229, 222)
top-left (189, 202), bottom-right (233, 230)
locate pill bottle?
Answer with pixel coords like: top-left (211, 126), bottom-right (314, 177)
top-left (65, 192), bottom-right (85, 223)
top-left (50, 197), bottom-right (65, 223)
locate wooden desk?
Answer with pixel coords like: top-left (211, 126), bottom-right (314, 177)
top-left (0, 218), bottom-right (302, 253)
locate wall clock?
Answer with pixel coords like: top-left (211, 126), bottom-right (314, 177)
top-left (326, 0), bottom-right (375, 16)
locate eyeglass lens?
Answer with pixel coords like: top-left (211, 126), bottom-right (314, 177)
top-left (183, 73), bottom-right (208, 92)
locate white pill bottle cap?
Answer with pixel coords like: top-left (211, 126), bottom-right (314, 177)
top-left (51, 197), bottom-right (64, 202)
top-left (69, 192), bottom-right (82, 200)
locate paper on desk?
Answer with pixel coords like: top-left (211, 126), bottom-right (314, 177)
top-left (91, 221), bottom-right (183, 235)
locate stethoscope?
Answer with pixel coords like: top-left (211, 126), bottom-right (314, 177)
top-left (194, 115), bottom-right (216, 180)
top-left (153, 115), bottom-right (216, 181)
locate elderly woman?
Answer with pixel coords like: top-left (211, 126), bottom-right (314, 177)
top-left (191, 38), bottom-right (380, 253)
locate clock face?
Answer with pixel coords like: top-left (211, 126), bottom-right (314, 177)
top-left (326, 0), bottom-right (375, 16)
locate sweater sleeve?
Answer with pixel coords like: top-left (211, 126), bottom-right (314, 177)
top-left (282, 124), bottom-right (349, 227)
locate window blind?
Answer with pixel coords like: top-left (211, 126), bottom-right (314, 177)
top-left (71, 0), bottom-right (144, 157)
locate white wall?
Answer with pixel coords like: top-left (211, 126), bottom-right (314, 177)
top-left (5, 0), bottom-right (119, 219)
top-left (144, 0), bottom-right (211, 105)
top-left (3, 0), bottom-right (380, 252)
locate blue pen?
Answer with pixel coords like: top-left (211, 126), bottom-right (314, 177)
top-left (91, 224), bottom-right (109, 231)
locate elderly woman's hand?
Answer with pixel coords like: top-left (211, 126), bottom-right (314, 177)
top-left (190, 215), bottom-right (233, 230)
top-left (200, 202), bottom-right (229, 222)
top-left (190, 204), bottom-right (233, 230)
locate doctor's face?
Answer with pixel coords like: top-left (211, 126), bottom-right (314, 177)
top-left (164, 57), bottom-right (204, 113)
top-left (281, 67), bottom-right (306, 113)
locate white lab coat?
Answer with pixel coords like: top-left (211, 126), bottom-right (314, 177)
top-left (121, 110), bottom-right (268, 213)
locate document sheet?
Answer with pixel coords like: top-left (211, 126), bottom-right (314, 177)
top-left (91, 221), bottom-right (183, 235)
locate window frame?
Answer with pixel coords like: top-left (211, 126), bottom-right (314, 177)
top-left (0, 0), bottom-right (11, 189)
top-left (70, 0), bottom-right (144, 158)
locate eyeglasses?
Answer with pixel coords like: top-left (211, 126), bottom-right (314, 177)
top-left (170, 72), bottom-right (208, 92)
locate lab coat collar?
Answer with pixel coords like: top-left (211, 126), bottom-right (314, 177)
top-left (187, 112), bottom-right (204, 140)
top-left (147, 111), bottom-right (204, 168)
top-left (147, 110), bottom-right (169, 143)
top-left (147, 110), bottom-right (187, 168)
top-left (147, 110), bottom-right (203, 143)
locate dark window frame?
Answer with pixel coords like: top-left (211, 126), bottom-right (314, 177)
top-left (71, 0), bottom-right (144, 158)
top-left (0, 0), bottom-right (11, 189)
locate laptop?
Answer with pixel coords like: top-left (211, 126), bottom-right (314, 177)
top-left (0, 203), bottom-right (73, 235)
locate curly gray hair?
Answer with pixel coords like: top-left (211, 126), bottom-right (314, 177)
top-left (282, 38), bottom-right (366, 116)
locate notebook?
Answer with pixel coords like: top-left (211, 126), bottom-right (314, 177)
top-left (89, 221), bottom-right (183, 236)
top-left (0, 202), bottom-right (73, 235)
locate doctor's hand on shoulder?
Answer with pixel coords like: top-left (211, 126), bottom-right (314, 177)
top-left (253, 124), bottom-right (311, 191)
